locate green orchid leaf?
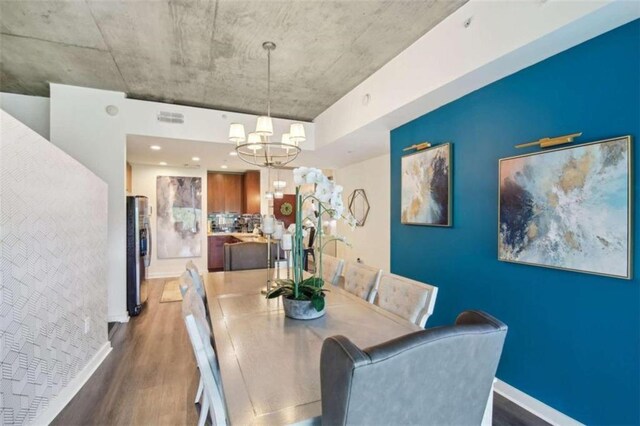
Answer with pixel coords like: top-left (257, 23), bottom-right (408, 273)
top-left (302, 276), bottom-right (324, 288)
top-left (266, 287), bottom-right (291, 299)
top-left (311, 294), bottom-right (325, 311)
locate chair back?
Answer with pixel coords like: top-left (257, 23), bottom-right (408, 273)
top-left (342, 262), bottom-right (382, 302)
top-left (178, 270), bottom-right (193, 297)
top-left (186, 260), bottom-right (205, 300)
top-left (320, 310), bottom-right (508, 426)
top-left (183, 314), bottom-right (228, 426)
top-left (223, 242), bottom-right (273, 271)
top-left (181, 286), bottom-right (217, 360)
top-left (320, 255), bottom-right (345, 286)
top-left (375, 272), bottom-right (438, 327)
top-left (307, 226), bottom-right (316, 249)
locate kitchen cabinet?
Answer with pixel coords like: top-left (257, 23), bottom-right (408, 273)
top-left (208, 235), bottom-right (241, 271)
top-left (208, 172), bottom-right (225, 213)
top-left (208, 171), bottom-right (260, 214)
top-left (208, 172), bottom-right (242, 214)
top-left (224, 174), bottom-right (243, 213)
top-left (242, 171), bottom-right (261, 214)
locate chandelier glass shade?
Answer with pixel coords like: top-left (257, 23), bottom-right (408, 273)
top-left (231, 41), bottom-right (305, 167)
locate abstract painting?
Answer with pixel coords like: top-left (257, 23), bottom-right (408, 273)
top-left (499, 136), bottom-right (631, 279)
top-left (156, 176), bottom-right (202, 259)
top-left (401, 143), bottom-right (451, 226)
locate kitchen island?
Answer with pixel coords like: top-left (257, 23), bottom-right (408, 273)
top-left (207, 232), bottom-right (269, 271)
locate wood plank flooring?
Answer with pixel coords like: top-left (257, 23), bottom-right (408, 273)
top-left (54, 277), bottom-right (549, 426)
top-left (53, 278), bottom-right (199, 426)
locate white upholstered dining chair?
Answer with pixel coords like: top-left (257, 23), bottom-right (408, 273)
top-left (186, 260), bottom-right (206, 300)
top-left (182, 287), bottom-right (227, 426)
top-left (342, 261), bottom-right (382, 302)
top-left (373, 272), bottom-right (438, 328)
top-left (183, 314), bottom-right (228, 426)
top-left (319, 255), bottom-right (345, 286)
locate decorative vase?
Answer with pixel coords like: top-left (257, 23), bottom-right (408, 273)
top-left (282, 297), bottom-right (326, 320)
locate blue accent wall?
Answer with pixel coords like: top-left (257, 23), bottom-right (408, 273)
top-left (390, 20), bottom-right (639, 425)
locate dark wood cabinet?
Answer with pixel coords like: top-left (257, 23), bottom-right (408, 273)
top-left (208, 170), bottom-right (260, 214)
top-left (242, 171), bottom-right (261, 214)
top-left (207, 172), bottom-right (225, 214)
top-left (208, 235), bottom-right (241, 271)
top-left (224, 174), bottom-right (243, 213)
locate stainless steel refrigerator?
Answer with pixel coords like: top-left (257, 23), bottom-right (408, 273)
top-left (126, 195), bottom-right (151, 316)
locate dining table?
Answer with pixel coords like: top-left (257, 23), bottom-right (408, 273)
top-left (203, 268), bottom-right (421, 425)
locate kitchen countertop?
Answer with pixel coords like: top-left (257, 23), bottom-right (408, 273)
top-left (207, 232), bottom-right (268, 243)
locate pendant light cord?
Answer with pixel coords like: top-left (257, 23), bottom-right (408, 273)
top-left (267, 48), bottom-right (271, 118)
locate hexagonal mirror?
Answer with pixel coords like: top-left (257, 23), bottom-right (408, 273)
top-left (348, 189), bottom-right (370, 227)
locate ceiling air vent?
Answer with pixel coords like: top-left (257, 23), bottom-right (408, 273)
top-left (157, 111), bottom-right (184, 124)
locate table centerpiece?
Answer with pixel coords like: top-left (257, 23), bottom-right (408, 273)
top-left (266, 167), bottom-right (355, 319)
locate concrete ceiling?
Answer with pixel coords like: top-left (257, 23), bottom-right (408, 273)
top-left (0, 0), bottom-right (466, 122)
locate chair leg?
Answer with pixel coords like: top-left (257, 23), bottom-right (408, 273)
top-left (198, 395), bottom-right (210, 426)
top-left (195, 376), bottom-right (203, 404)
top-left (481, 378), bottom-right (497, 426)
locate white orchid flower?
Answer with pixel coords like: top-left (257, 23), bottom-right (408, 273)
top-left (293, 167), bottom-right (309, 186)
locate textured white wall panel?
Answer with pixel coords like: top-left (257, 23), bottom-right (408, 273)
top-left (0, 110), bottom-right (108, 425)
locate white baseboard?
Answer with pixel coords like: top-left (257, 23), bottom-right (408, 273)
top-left (107, 311), bottom-right (129, 323)
top-left (494, 379), bottom-right (584, 426)
top-left (146, 271), bottom-right (182, 279)
top-left (33, 341), bottom-right (112, 426)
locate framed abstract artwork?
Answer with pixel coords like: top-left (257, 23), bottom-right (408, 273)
top-left (401, 143), bottom-right (451, 226)
top-left (498, 136), bottom-right (632, 279)
top-left (156, 176), bottom-right (202, 259)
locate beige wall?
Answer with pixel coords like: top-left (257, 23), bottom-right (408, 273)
top-left (131, 164), bottom-right (208, 278)
top-left (335, 154), bottom-right (390, 271)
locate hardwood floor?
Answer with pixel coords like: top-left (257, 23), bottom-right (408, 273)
top-left (53, 278), bottom-right (199, 426)
top-left (54, 277), bottom-right (548, 426)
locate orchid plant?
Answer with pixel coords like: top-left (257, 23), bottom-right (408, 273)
top-left (266, 167), bottom-right (355, 311)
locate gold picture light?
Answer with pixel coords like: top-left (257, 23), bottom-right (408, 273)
top-left (403, 142), bottom-right (432, 152)
top-left (515, 132), bottom-right (582, 149)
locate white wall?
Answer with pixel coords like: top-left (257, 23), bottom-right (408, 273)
top-left (314, 1), bottom-right (638, 158)
top-left (131, 164), bottom-right (208, 278)
top-left (336, 154), bottom-right (390, 271)
top-left (49, 84), bottom-right (129, 322)
top-left (0, 92), bottom-right (50, 139)
top-left (1, 110), bottom-right (110, 424)
top-left (46, 84), bottom-right (313, 322)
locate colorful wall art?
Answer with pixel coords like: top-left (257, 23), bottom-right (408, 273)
top-left (401, 143), bottom-right (451, 226)
top-left (499, 136), bottom-right (631, 278)
top-left (156, 176), bottom-right (202, 258)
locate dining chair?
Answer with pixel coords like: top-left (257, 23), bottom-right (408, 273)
top-left (182, 287), bottom-right (226, 425)
top-left (373, 272), bottom-right (439, 328)
top-left (319, 254), bottom-right (345, 286)
top-left (303, 226), bottom-right (316, 272)
top-left (183, 313), bottom-right (228, 426)
top-left (223, 242), bottom-right (274, 271)
top-left (342, 261), bottom-right (382, 302)
top-left (320, 310), bottom-right (508, 426)
top-left (186, 260), bottom-right (206, 300)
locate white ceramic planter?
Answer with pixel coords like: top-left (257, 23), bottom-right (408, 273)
top-left (282, 297), bottom-right (326, 320)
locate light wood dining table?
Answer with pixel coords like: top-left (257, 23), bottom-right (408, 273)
top-left (203, 269), bottom-right (421, 426)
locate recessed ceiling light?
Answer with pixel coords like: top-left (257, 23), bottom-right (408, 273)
top-left (229, 151), bottom-right (238, 156)
top-left (159, 161), bottom-right (167, 166)
top-left (221, 165), bottom-right (228, 169)
top-left (192, 156), bottom-right (200, 161)
top-left (150, 145), bottom-right (162, 150)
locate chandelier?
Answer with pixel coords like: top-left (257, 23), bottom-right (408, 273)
top-left (229, 41), bottom-right (305, 167)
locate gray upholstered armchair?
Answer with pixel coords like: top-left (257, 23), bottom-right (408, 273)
top-left (223, 242), bottom-right (280, 271)
top-left (320, 310), bottom-right (507, 426)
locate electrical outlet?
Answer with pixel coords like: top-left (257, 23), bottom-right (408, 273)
top-left (84, 317), bottom-right (90, 334)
